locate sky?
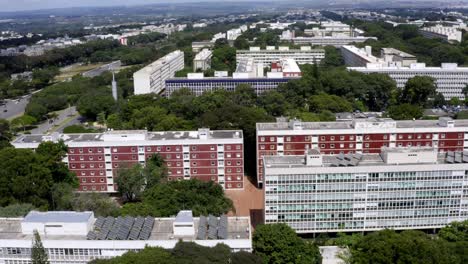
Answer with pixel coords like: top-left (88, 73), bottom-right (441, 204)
top-left (0, 0), bottom-right (236, 12)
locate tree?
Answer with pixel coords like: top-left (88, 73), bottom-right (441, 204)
top-left (116, 164), bottom-right (146, 202)
top-left (308, 93), bottom-right (353, 113)
top-left (31, 230), bottom-right (49, 264)
top-left (11, 114), bottom-right (37, 132)
top-left (449, 97), bottom-right (461, 106)
top-left (90, 246), bottom-right (175, 264)
top-left (234, 37), bottom-right (250, 50)
top-left (253, 223), bottom-right (322, 264)
top-left (0, 203), bottom-right (35, 217)
top-left (400, 76), bottom-right (437, 106)
top-left (0, 119), bottom-right (12, 150)
top-left (433, 92), bottom-right (446, 108)
top-left (124, 179), bottom-right (234, 217)
top-left (71, 193), bottom-right (120, 217)
top-left (321, 46), bottom-right (344, 67)
top-left (349, 229), bottom-right (460, 264)
top-left (387, 103), bottom-right (423, 120)
top-left (438, 220), bottom-right (468, 242)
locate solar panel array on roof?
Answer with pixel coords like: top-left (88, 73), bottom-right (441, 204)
top-left (217, 215), bottom-right (228, 239)
top-left (446, 151), bottom-right (468, 164)
top-left (330, 153), bottom-right (363, 167)
top-left (138, 217), bottom-right (154, 240)
top-left (87, 216), bottom-right (155, 240)
top-left (197, 216), bottom-right (207, 240)
top-left (207, 215), bottom-right (218, 240)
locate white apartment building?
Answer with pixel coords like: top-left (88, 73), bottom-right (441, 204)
top-left (0, 211), bottom-right (252, 264)
top-left (348, 62), bottom-right (468, 100)
top-left (133, 50), bottom-right (184, 95)
top-left (286, 36), bottom-right (377, 47)
top-left (236, 46), bottom-right (325, 66)
top-left (341, 45), bottom-right (417, 67)
top-left (263, 147), bottom-right (468, 233)
top-left (234, 58), bottom-right (264, 78)
top-left (420, 25), bottom-right (463, 43)
top-left (193, 49), bottom-right (212, 72)
top-left (304, 21), bottom-right (359, 37)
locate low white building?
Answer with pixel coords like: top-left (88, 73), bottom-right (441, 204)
top-left (193, 49), bottom-right (212, 72)
top-left (236, 46), bottom-right (325, 66)
top-left (133, 50), bottom-right (185, 95)
top-left (420, 25), bottom-right (463, 43)
top-left (0, 211), bottom-right (252, 264)
top-left (285, 36), bottom-right (377, 47)
top-left (348, 62), bottom-right (468, 100)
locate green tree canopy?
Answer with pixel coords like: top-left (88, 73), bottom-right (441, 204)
top-left (253, 223), bottom-right (321, 264)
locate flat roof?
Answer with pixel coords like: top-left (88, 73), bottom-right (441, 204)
top-left (0, 216), bottom-right (250, 241)
top-left (263, 151), bottom-right (457, 169)
top-left (23, 211), bottom-right (93, 223)
top-left (256, 118), bottom-right (468, 131)
top-left (12, 130), bottom-right (243, 145)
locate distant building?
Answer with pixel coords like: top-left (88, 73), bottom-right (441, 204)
top-left (133, 50), bottom-right (184, 95)
top-left (10, 71), bottom-right (33, 82)
top-left (263, 147), bottom-right (468, 233)
top-left (0, 210), bottom-right (252, 263)
top-left (420, 25), bottom-right (463, 43)
top-left (12, 128), bottom-right (245, 192)
top-left (165, 76), bottom-right (295, 97)
top-left (192, 41), bottom-right (214, 52)
top-left (304, 21), bottom-right (361, 37)
top-left (236, 46), bottom-right (325, 65)
top-left (284, 36), bottom-right (377, 47)
top-left (270, 59), bottom-right (302, 78)
top-left (341, 45), bottom-right (417, 67)
top-left (193, 49), bottom-right (212, 72)
top-left (348, 63), bottom-right (468, 100)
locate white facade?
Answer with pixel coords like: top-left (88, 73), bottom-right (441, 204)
top-left (193, 49), bottom-right (212, 72)
top-left (0, 211), bottom-right (252, 264)
top-left (236, 46), bottom-right (325, 66)
top-left (288, 36), bottom-right (377, 47)
top-left (348, 62), bottom-right (468, 100)
top-left (263, 148), bottom-right (468, 233)
top-left (420, 25), bottom-right (463, 43)
top-left (133, 50), bottom-right (185, 95)
top-left (341, 45), bottom-right (417, 67)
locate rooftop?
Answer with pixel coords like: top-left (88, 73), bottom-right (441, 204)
top-left (23, 211), bottom-right (93, 223)
top-left (264, 149), bottom-right (467, 169)
top-left (194, 49), bottom-right (212, 60)
top-left (256, 117), bottom-right (468, 131)
top-left (12, 129), bottom-right (243, 145)
top-left (134, 50), bottom-right (183, 75)
top-left (0, 215), bottom-right (250, 241)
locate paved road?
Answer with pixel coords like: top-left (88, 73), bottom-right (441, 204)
top-left (31, 106), bottom-right (77, 134)
top-left (56, 115), bottom-right (84, 133)
top-left (0, 95), bottom-right (31, 120)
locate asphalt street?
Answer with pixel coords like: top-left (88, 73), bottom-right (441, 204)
top-left (0, 95), bottom-right (31, 120)
top-left (31, 106), bottom-right (77, 134)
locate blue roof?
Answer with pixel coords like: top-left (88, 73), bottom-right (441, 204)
top-left (175, 210), bottom-right (193, 223)
top-left (23, 211), bottom-right (93, 223)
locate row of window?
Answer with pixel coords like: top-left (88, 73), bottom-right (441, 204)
top-left (69, 145), bottom-right (242, 154)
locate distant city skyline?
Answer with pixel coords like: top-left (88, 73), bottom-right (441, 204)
top-left (1, 0), bottom-right (465, 13)
top-left (1, 0), bottom-right (257, 12)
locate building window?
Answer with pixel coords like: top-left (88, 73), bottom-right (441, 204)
top-left (237, 183), bottom-right (241, 188)
top-left (192, 162), bottom-right (197, 166)
top-left (365, 143), bottom-right (369, 148)
top-left (211, 169), bottom-right (216, 174)
top-left (340, 136), bottom-right (345, 140)
top-left (320, 136), bottom-right (325, 140)
top-left (167, 162), bottom-right (172, 167)
top-left (192, 154), bottom-right (197, 159)
top-left (211, 154), bottom-right (216, 158)
top-left (350, 136), bottom-right (354, 140)
top-left (80, 156), bottom-right (84, 161)
top-left (286, 136), bottom-right (291, 142)
top-left (227, 161), bottom-right (232, 166)
top-left (131, 147), bottom-right (136, 152)
top-left (227, 153), bottom-right (232, 158)
top-left (176, 147), bottom-right (181, 151)
top-left (383, 135), bottom-right (388, 140)
top-left (260, 145), bottom-right (265, 150)
top-left (112, 148), bottom-right (117, 153)
top-left (113, 156), bottom-right (118, 160)
top-left (90, 172), bottom-right (95, 176)
top-left (157, 147), bottom-right (161, 151)
top-left (70, 149), bottom-right (75, 154)
top-left (211, 161), bottom-right (216, 166)
top-left (236, 145), bottom-right (241, 150)
top-left (330, 144), bottom-right (335, 149)
top-left (191, 146), bottom-right (197, 150)
top-left (101, 186), bottom-right (105, 191)
top-left (193, 169), bottom-right (198, 174)
top-left (92, 186), bottom-right (96, 191)
top-left (320, 144), bottom-right (325, 148)
top-left (90, 164), bottom-right (95, 168)
top-left (146, 147), bottom-right (151, 151)
top-left (100, 178), bottom-right (104, 183)
top-left (236, 153), bottom-right (241, 158)
top-left (441, 134), bottom-right (446, 139)
top-left (89, 156), bottom-right (94, 161)
top-left (237, 161), bottom-right (241, 165)
top-left (79, 148), bottom-right (83, 153)
top-left (83, 186), bottom-right (88, 191)
top-left (270, 145), bottom-right (275, 150)
top-left (270, 137), bottom-right (275, 142)
top-left (167, 154), bottom-right (172, 159)
top-left (226, 145), bottom-right (232, 150)
top-left (81, 172), bottom-right (85, 176)
top-left (260, 137), bottom-right (265, 142)
top-left (166, 147), bottom-right (171, 151)
top-left (80, 164), bottom-right (85, 169)
top-left (331, 136), bottom-right (335, 140)
top-left (210, 146), bottom-right (215, 150)
top-left (82, 178), bottom-right (86, 183)
top-left (98, 156), bottom-right (102, 160)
